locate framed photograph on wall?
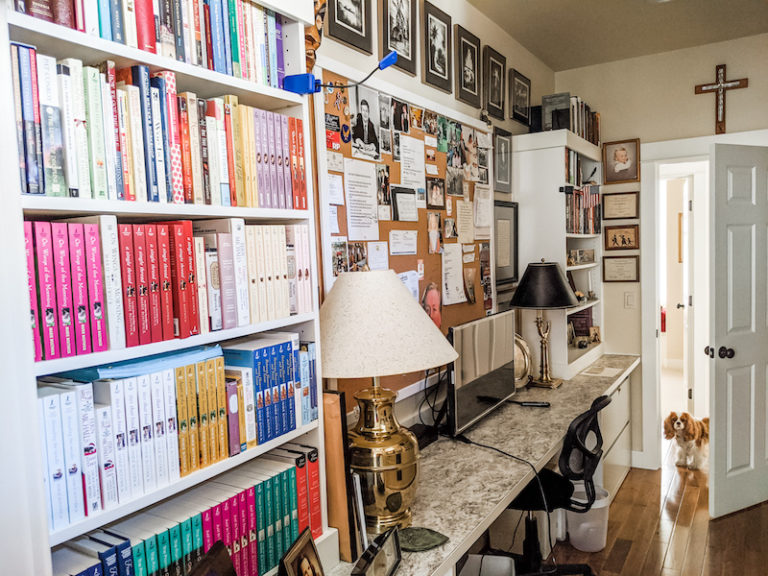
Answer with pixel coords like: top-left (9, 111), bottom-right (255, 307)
top-left (602, 192), bottom-right (639, 220)
top-left (494, 200), bottom-right (519, 285)
top-left (453, 25), bottom-right (481, 108)
top-left (328, 0), bottom-right (373, 54)
top-left (493, 127), bottom-right (512, 194)
top-left (603, 256), bottom-right (639, 282)
top-left (604, 224), bottom-right (640, 250)
top-left (483, 46), bottom-right (506, 120)
top-left (509, 68), bottom-right (531, 125)
top-left (381, 0), bottom-right (417, 75)
top-left (603, 138), bottom-right (641, 184)
top-left (422, 1), bottom-right (451, 92)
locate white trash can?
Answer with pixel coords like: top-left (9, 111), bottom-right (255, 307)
top-left (565, 485), bottom-right (610, 552)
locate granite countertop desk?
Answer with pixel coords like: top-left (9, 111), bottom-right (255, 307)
top-left (329, 354), bottom-right (641, 576)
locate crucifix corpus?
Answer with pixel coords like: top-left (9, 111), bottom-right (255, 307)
top-left (695, 64), bottom-right (748, 134)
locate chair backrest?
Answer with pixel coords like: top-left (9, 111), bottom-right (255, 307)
top-left (558, 395), bottom-right (611, 513)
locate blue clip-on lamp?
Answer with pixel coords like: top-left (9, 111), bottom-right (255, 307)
top-left (283, 51), bottom-right (398, 95)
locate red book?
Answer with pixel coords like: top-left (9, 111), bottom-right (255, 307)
top-left (223, 100), bottom-right (237, 206)
top-left (134, 0), bottom-right (157, 54)
top-left (203, 3), bottom-right (214, 71)
top-left (132, 224), bottom-right (151, 345)
top-left (296, 118), bottom-right (307, 210)
top-left (68, 223), bottom-right (91, 356)
top-left (51, 0), bottom-right (75, 27)
top-left (177, 96), bottom-right (194, 204)
top-left (145, 225), bottom-right (163, 342)
top-left (156, 225), bottom-right (175, 340)
top-left (24, 0), bottom-right (54, 22)
top-left (34, 221), bottom-right (60, 360)
top-left (304, 446), bottom-right (322, 539)
top-left (118, 224), bottom-right (139, 347)
top-left (51, 222), bottom-right (76, 358)
top-left (288, 117), bottom-right (301, 211)
top-left (183, 221), bottom-right (200, 336)
top-left (83, 224), bottom-right (107, 352)
top-left (24, 221), bottom-right (43, 362)
top-left (160, 222), bottom-right (190, 338)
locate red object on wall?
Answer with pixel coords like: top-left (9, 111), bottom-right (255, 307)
top-left (661, 306), bottom-right (667, 333)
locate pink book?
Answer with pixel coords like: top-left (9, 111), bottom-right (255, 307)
top-left (217, 233), bottom-right (237, 330)
top-left (68, 223), bottom-right (92, 355)
top-left (245, 486), bottom-right (257, 575)
top-left (24, 222), bottom-right (43, 362)
top-left (221, 497), bottom-right (232, 554)
top-left (118, 224), bottom-right (139, 347)
top-left (258, 109), bottom-right (271, 209)
top-left (202, 507), bottom-right (214, 553)
top-left (229, 494), bottom-right (242, 575)
top-left (237, 489), bottom-right (250, 576)
top-left (280, 115), bottom-right (293, 209)
top-left (51, 223), bottom-right (76, 357)
top-left (34, 221), bottom-right (60, 360)
top-left (132, 224), bottom-right (151, 345)
top-left (212, 502), bottom-right (224, 550)
top-left (84, 223), bottom-right (108, 352)
top-left (156, 225), bottom-right (175, 341)
top-left (265, 111), bottom-right (279, 209)
top-left (273, 112), bottom-right (286, 210)
top-left (145, 225), bottom-right (163, 343)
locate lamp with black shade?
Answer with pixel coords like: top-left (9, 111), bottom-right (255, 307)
top-left (510, 260), bottom-right (579, 389)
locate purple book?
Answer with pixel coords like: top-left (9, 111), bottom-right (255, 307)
top-left (265, 111), bottom-right (279, 208)
top-left (226, 377), bottom-right (240, 457)
top-left (275, 14), bottom-right (285, 89)
top-left (272, 112), bottom-right (286, 209)
top-left (258, 108), bottom-right (271, 208)
top-left (252, 107), bottom-right (268, 209)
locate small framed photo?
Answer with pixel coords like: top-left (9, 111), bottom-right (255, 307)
top-left (454, 25), bottom-right (481, 108)
top-left (280, 528), bottom-right (325, 576)
top-left (351, 528), bottom-right (402, 576)
top-left (381, 0), bottom-right (417, 75)
top-left (509, 69), bottom-right (531, 125)
top-left (426, 177), bottom-right (445, 209)
top-left (328, 0), bottom-right (373, 55)
top-left (493, 126), bottom-right (512, 194)
top-left (603, 255), bottom-right (640, 282)
top-left (603, 138), bottom-right (641, 184)
top-left (494, 200), bottom-right (519, 285)
top-left (603, 192), bottom-right (639, 220)
top-left (422, 1), bottom-right (451, 93)
top-left (483, 46), bottom-right (506, 120)
top-left (605, 225), bottom-right (639, 250)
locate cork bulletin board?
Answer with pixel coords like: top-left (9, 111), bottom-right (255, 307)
top-left (315, 68), bottom-right (495, 399)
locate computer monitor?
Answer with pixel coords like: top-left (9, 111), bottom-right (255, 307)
top-left (447, 309), bottom-right (517, 435)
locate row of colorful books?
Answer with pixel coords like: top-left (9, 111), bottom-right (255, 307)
top-left (16, 0), bottom-right (289, 87)
top-left (565, 185), bottom-right (601, 235)
top-left (39, 339), bottom-right (319, 533)
top-left (25, 216), bottom-right (313, 361)
top-left (11, 46), bottom-right (308, 209)
top-left (52, 445), bottom-right (322, 576)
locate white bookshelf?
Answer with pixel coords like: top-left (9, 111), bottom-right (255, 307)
top-left (514, 129), bottom-right (604, 380)
top-left (0, 0), bottom-right (339, 572)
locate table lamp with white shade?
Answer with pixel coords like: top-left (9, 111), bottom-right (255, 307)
top-left (320, 270), bottom-right (458, 533)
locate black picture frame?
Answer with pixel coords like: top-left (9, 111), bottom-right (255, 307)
top-left (494, 200), bottom-right (518, 285)
top-left (483, 46), bottom-right (506, 120)
top-left (351, 528), bottom-right (402, 576)
top-left (510, 68), bottom-right (531, 125)
top-left (422, 1), bottom-right (451, 93)
top-left (493, 126), bottom-right (512, 194)
top-left (327, 0), bottom-right (373, 55)
top-left (453, 25), bottom-right (481, 108)
top-left (380, 0), bottom-right (417, 75)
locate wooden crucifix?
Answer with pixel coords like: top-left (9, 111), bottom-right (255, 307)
top-left (695, 64), bottom-right (748, 134)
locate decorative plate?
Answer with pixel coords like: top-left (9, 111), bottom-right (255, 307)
top-left (514, 333), bottom-right (531, 389)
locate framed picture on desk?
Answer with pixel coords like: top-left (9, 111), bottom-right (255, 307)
top-left (494, 200), bottom-right (519, 285)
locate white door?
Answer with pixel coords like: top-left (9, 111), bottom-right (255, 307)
top-left (710, 143), bottom-right (768, 518)
top-left (683, 179), bottom-right (693, 413)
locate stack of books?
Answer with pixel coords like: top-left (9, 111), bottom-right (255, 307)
top-left (11, 45), bottom-right (307, 208)
top-left (564, 184), bottom-right (601, 235)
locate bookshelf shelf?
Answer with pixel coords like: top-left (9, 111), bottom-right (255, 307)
top-left (566, 233), bottom-right (601, 239)
top-left (7, 12), bottom-right (304, 110)
top-left (48, 420), bottom-right (319, 546)
top-left (566, 262), bottom-right (599, 271)
top-left (567, 299), bottom-right (600, 315)
top-left (21, 196), bottom-right (312, 221)
top-left (32, 312), bottom-right (317, 377)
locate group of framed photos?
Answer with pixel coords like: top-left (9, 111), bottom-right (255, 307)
top-left (327, 0), bottom-right (531, 124)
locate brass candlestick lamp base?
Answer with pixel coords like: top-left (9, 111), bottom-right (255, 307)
top-left (348, 378), bottom-right (419, 534)
top-left (528, 310), bottom-right (563, 389)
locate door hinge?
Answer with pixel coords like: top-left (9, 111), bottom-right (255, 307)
top-left (688, 389), bottom-right (692, 400)
top-left (656, 329), bottom-right (659, 338)
top-left (689, 295), bottom-right (693, 307)
top-left (689, 199), bottom-right (693, 211)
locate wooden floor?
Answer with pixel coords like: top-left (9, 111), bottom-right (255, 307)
top-left (551, 441), bottom-right (768, 575)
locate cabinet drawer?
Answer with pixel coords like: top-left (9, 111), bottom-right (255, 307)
top-left (600, 378), bottom-right (630, 449)
top-left (603, 424), bottom-right (631, 501)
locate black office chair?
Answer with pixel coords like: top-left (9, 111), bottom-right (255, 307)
top-left (509, 395), bottom-right (611, 576)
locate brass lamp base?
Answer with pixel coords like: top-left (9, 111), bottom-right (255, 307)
top-left (348, 383), bottom-right (419, 534)
top-left (528, 377), bottom-right (562, 389)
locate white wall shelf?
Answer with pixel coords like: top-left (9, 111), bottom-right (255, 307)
top-left (567, 299), bottom-right (601, 315)
top-left (567, 262), bottom-right (599, 272)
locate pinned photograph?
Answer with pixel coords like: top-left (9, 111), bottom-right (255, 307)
top-left (331, 237), bottom-right (349, 277)
top-left (446, 165), bottom-right (464, 196)
top-left (410, 106), bottom-right (424, 130)
top-left (328, 0), bottom-right (372, 54)
top-left (454, 25), bottom-right (480, 108)
top-left (393, 132), bottom-right (401, 161)
top-left (483, 46), bottom-right (506, 119)
top-left (444, 217), bottom-right (457, 238)
top-left (478, 167), bottom-right (488, 185)
top-left (478, 148), bottom-right (488, 169)
top-left (379, 93), bottom-right (392, 129)
top-left (463, 267), bottom-right (477, 304)
top-left (437, 116), bottom-right (450, 152)
top-left (462, 124), bottom-right (478, 181)
top-left (348, 242), bottom-right (369, 271)
top-left (423, 1), bottom-right (451, 92)
top-left (377, 164), bottom-right (391, 205)
top-left (391, 98), bottom-right (410, 133)
top-left (382, 0), bottom-right (416, 75)
top-left (426, 177), bottom-right (445, 209)
top-left (381, 129), bottom-right (392, 155)
top-left (351, 84), bottom-right (381, 160)
top-left (423, 110), bottom-right (439, 135)
top-left (421, 281), bottom-right (442, 328)
top-left (446, 121), bottom-right (464, 168)
top-left (427, 211), bottom-right (442, 254)
top-left (603, 139), bottom-right (641, 184)
top-left (510, 69), bottom-right (531, 125)
top-left (425, 148), bottom-right (436, 162)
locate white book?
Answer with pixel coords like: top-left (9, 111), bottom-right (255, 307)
top-left (92, 379), bottom-right (132, 502)
top-left (136, 374), bottom-right (157, 492)
top-left (83, 66), bottom-right (108, 199)
top-left (244, 226), bottom-right (260, 324)
top-left (56, 388), bottom-right (86, 523)
top-left (213, 99), bottom-right (230, 204)
top-left (60, 215), bottom-right (125, 350)
top-left (124, 83), bottom-right (147, 201)
top-left (149, 372), bottom-right (170, 488)
top-left (122, 376), bottom-right (144, 497)
top-left (198, 0), bottom-right (207, 69)
top-left (192, 219), bottom-right (249, 326)
top-left (161, 368), bottom-right (180, 481)
top-left (38, 400), bottom-right (53, 529)
top-left (37, 391), bottom-right (69, 530)
top-left (180, 0), bottom-right (192, 65)
top-left (45, 379), bottom-right (102, 515)
top-left (194, 236), bottom-right (210, 334)
top-left (150, 86), bottom-right (168, 204)
top-left (58, 58), bottom-right (91, 199)
top-left (185, 93), bottom-right (204, 205)
top-left (56, 63), bottom-right (79, 197)
top-left (36, 54), bottom-right (66, 197)
top-left (122, 0), bottom-right (139, 48)
top-left (272, 225), bottom-right (288, 318)
top-left (83, 0), bottom-right (99, 36)
top-left (299, 223), bottom-right (312, 314)
top-left (253, 4), bottom-right (265, 85)
top-left (100, 74), bottom-right (118, 201)
top-left (205, 106), bottom-right (221, 206)
top-left (254, 225), bottom-right (268, 322)
top-left (285, 225), bottom-right (298, 316)
top-left (94, 404), bottom-right (119, 509)
top-left (65, 538), bottom-right (119, 575)
top-left (51, 547), bottom-right (102, 576)
top-left (200, 234), bottom-right (222, 331)
top-left (262, 225), bottom-right (276, 320)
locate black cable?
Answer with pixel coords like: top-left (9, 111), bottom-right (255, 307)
top-left (318, 65), bottom-right (380, 92)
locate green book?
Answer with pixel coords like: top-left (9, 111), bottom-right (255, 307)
top-left (262, 476), bottom-right (276, 570)
top-left (144, 534), bottom-right (160, 576)
top-left (279, 469), bottom-right (292, 551)
top-left (254, 481), bottom-right (267, 575)
top-left (167, 522), bottom-right (184, 574)
top-left (155, 528), bottom-right (171, 572)
top-left (270, 473), bottom-right (284, 563)
top-left (82, 66), bottom-right (107, 199)
top-left (286, 466), bottom-right (299, 543)
top-left (180, 518), bottom-right (194, 574)
top-left (132, 541), bottom-right (147, 576)
top-left (191, 512), bottom-right (204, 565)
top-left (227, 0), bottom-right (241, 78)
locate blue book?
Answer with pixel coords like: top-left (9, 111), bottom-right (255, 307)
top-left (89, 532), bottom-right (135, 576)
top-left (65, 538), bottom-right (118, 576)
top-left (130, 66), bottom-right (158, 202)
top-left (51, 548), bottom-right (104, 576)
top-left (253, 350), bottom-right (266, 445)
top-left (298, 350), bottom-right (310, 426)
top-left (258, 347), bottom-right (274, 442)
top-left (267, 344), bottom-right (282, 438)
top-left (278, 341), bottom-right (289, 434)
top-left (98, 0), bottom-right (112, 41)
top-left (15, 43), bottom-right (41, 195)
top-left (275, 14), bottom-right (285, 89)
top-left (207, 0), bottom-right (226, 74)
top-left (220, 0), bottom-right (232, 76)
top-left (301, 342), bottom-right (317, 421)
top-left (109, 0), bottom-right (125, 43)
top-left (149, 76), bottom-right (174, 202)
top-left (266, 10), bottom-right (278, 88)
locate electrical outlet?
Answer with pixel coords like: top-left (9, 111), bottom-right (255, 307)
top-left (624, 292), bottom-right (636, 309)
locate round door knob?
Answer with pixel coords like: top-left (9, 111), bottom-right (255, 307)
top-left (718, 346), bottom-right (736, 359)
top-left (677, 303), bottom-right (685, 309)
top-left (704, 346), bottom-right (713, 357)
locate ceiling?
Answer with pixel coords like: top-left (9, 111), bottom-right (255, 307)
top-left (466, 0), bottom-right (768, 72)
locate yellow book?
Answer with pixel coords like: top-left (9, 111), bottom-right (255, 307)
top-left (195, 361), bottom-right (210, 469)
top-left (239, 104), bottom-right (252, 208)
top-left (245, 105), bottom-right (258, 208)
top-left (174, 366), bottom-right (189, 477)
top-left (215, 356), bottom-right (228, 459)
top-left (205, 358), bottom-right (219, 463)
top-left (224, 95), bottom-right (245, 208)
top-left (185, 363), bottom-right (200, 472)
